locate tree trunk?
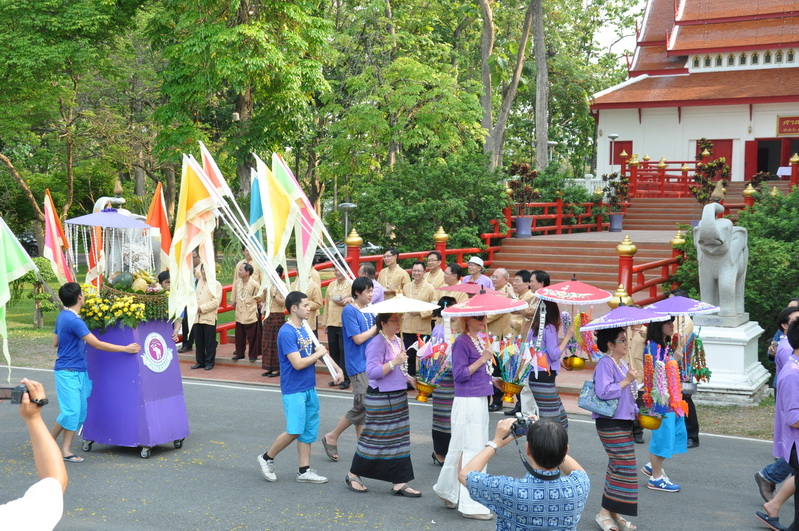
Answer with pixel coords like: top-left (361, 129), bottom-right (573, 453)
top-left (235, 87), bottom-right (254, 195)
top-left (163, 166), bottom-right (177, 221)
top-left (0, 153), bottom-right (45, 222)
top-left (532, 0), bottom-right (549, 171)
top-left (134, 149), bottom-right (146, 197)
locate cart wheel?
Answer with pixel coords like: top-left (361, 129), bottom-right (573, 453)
top-left (82, 441), bottom-right (93, 452)
top-left (140, 447), bottom-right (151, 459)
top-left (173, 439), bottom-right (184, 449)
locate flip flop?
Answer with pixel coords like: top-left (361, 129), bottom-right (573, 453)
top-left (756, 511), bottom-right (787, 531)
top-left (321, 435), bottom-right (338, 462)
top-left (392, 483), bottom-right (422, 497)
top-left (345, 474), bottom-right (368, 493)
top-left (63, 454), bottom-right (84, 463)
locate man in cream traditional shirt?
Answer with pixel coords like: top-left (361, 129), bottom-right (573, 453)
top-left (377, 248), bottom-right (410, 300)
top-left (233, 246), bottom-right (263, 289)
top-left (291, 276), bottom-right (323, 336)
top-left (191, 264), bottom-right (222, 371)
top-left (231, 263), bottom-right (263, 362)
top-left (424, 251), bottom-right (446, 289)
top-left (487, 267), bottom-right (514, 411)
top-left (323, 267), bottom-right (352, 388)
top-left (402, 261), bottom-right (436, 377)
top-left (507, 269), bottom-right (539, 416)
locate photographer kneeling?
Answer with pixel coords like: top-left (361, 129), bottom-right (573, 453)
top-left (0, 378), bottom-right (67, 530)
top-left (458, 416), bottom-right (590, 530)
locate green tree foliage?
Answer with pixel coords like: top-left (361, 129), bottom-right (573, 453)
top-left (673, 190), bottom-right (799, 361)
top-left (352, 153), bottom-right (508, 251)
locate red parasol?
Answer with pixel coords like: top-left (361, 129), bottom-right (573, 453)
top-left (441, 292), bottom-right (528, 317)
top-left (535, 280), bottom-right (611, 305)
top-left (437, 283), bottom-right (499, 295)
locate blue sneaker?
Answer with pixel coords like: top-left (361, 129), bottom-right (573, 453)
top-left (641, 463), bottom-right (652, 476)
top-left (648, 475), bottom-right (680, 492)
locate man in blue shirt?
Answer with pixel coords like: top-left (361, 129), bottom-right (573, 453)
top-left (459, 417), bottom-right (590, 530)
top-left (50, 283), bottom-right (140, 463)
top-left (321, 277), bottom-right (376, 464)
top-left (257, 291), bottom-right (343, 484)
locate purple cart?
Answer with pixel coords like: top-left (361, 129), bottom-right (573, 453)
top-left (81, 320), bottom-right (190, 459)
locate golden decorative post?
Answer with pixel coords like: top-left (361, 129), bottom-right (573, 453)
top-left (743, 183), bottom-right (757, 208)
top-left (616, 235), bottom-right (638, 295)
top-left (608, 284), bottom-right (635, 309)
top-left (345, 229), bottom-right (363, 272)
top-left (433, 226), bottom-right (449, 258)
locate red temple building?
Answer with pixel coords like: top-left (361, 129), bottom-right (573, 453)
top-left (591, 0), bottom-right (799, 181)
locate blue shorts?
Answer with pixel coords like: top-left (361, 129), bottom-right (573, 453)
top-left (282, 389), bottom-right (320, 444)
top-left (54, 370), bottom-right (92, 432)
top-left (649, 411), bottom-right (687, 459)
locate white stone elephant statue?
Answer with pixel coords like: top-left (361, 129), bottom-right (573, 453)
top-left (693, 202), bottom-right (748, 317)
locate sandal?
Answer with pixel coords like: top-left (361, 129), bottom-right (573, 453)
top-left (595, 513), bottom-right (619, 531)
top-left (392, 483), bottom-right (422, 497)
top-left (345, 474), bottom-right (368, 493)
top-left (756, 511), bottom-right (786, 531)
top-left (613, 515), bottom-right (636, 531)
top-left (321, 435), bottom-right (338, 462)
top-left (63, 454), bottom-right (84, 463)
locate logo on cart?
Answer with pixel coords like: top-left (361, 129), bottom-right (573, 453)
top-left (142, 332), bottom-right (173, 373)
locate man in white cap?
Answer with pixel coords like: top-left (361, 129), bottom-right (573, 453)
top-left (461, 256), bottom-right (493, 290)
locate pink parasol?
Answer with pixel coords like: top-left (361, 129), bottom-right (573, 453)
top-left (437, 283), bottom-right (499, 295)
top-left (441, 292), bottom-right (528, 317)
top-left (535, 280), bottom-right (611, 305)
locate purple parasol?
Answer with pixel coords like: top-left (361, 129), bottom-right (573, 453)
top-left (581, 306), bottom-right (671, 331)
top-left (645, 296), bottom-right (719, 316)
top-left (66, 208), bottom-right (151, 230)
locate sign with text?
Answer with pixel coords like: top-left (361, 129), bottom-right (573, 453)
top-left (777, 116), bottom-right (799, 136)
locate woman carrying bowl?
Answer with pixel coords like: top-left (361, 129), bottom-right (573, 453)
top-left (430, 296), bottom-right (457, 466)
top-left (593, 327), bottom-right (639, 531)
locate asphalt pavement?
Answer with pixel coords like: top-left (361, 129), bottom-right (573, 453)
top-left (0, 367), bottom-right (782, 530)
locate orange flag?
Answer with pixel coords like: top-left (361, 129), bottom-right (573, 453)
top-left (145, 182), bottom-right (172, 272)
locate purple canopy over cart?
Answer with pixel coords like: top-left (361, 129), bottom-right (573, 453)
top-left (82, 320), bottom-right (190, 458)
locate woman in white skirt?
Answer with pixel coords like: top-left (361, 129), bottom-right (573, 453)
top-left (433, 315), bottom-right (495, 520)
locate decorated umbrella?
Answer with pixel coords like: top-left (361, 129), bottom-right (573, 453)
top-left (437, 283), bottom-right (499, 295)
top-left (644, 296), bottom-right (719, 316)
top-left (66, 209), bottom-right (151, 229)
top-left (646, 295), bottom-right (717, 388)
top-left (535, 280), bottom-right (612, 305)
top-left (441, 292), bottom-right (528, 317)
top-left (581, 306), bottom-right (671, 331)
top-left (360, 296), bottom-right (440, 314)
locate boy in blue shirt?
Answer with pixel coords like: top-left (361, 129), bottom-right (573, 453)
top-left (257, 291), bottom-right (343, 483)
top-left (50, 283), bottom-right (140, 463)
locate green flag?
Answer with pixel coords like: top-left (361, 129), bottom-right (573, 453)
top-left (0, 217), bottom-right (37, 380)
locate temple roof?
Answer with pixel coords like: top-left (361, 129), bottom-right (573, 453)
top-left (639, 0), bottom-right (675, 44)
top-left (677, 0), bottom-right (799, 23)
top-left (629, 45), bottom-right (689, 75)
top-left (591, 68), bottom-right (799, 109)
top-left (668, 16), bottom-right (799, 54)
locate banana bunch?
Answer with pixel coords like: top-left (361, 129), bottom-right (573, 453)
top-left (133, 270), bottom-right (156, 285)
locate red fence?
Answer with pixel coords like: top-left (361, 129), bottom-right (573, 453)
top-left (507, 200), bottom-right (623, 236)
top-left (617, 233), bottom-right (685, 306)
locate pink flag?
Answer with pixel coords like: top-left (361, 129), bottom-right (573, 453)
top-left (43, 189), bottom-right (74, 284)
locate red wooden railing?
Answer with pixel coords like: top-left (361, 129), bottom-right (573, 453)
top-left (507, 200), bottom-right (623, 236)
top-left (617, 233), bottom-right (685, 306)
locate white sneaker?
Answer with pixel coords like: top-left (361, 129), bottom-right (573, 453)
top-left (296, 468), bottom-right (328, 483)
top-left (257, 454), bottom-right (277, 482)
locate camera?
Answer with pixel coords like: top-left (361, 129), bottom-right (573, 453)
top-left (0, 385), bottom-right (27, 404)
top-left (509, 412), bottom-right (534, 438)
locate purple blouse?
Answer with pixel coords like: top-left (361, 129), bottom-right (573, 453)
top-left (461, 274), bottom-right (493, 290)
top-left (776, 355), bottom-right (799, 459)
top-left (365, 334), bottom-right (408, 392)
top-left (371, 282), bottom-right (385, 304)
top-left (592, 355), bottom-right (638, 420)
top-left (451, 334), bottom-right (493, 397)
top-left (528, 324), bottom-right (562, 372)
top-left (776, 336), bottom-right (792, 376)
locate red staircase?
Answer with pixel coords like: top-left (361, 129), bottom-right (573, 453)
top-left (490, 234), bottom-right (674, 296)
top-left (623, 197), bottom-right (701, 231)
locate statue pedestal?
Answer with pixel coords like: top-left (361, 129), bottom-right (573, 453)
top-left (692, 321), bottom-right (771, 406)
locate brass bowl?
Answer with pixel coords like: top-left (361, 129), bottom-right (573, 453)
top-left (499, 381), bottom-right (524, 403)
top-left (637, 414), bottom-right (663, 430)
top-left (563, 356), bottom-right (586, 371)
top-left (415, 381), bottom-right (437, 402)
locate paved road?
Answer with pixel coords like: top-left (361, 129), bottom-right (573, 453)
top-left (0, 367), bottom-right (780, 530)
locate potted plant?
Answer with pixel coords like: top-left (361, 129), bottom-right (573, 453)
top-left (688, 139), bottom-right (729, 225)
top-left (507, 162), bottom-right (541, 238)
top-left (601, 172), bottom-right (629, 232)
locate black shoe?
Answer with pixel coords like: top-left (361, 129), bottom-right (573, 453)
top-left (232, 355), bottom-right (244, 361)
top-left (268, 372), bottom-right (280, 378)
top-left (488, 403), bottom-right (503, 412)
top-left (204, 365), bottom-right (214, 371)
top-left (504, 405), bottom-right (521, 417)
top-left (687, 438), bottom-right (699, 449)
top-left (755, 472), bottom-right (776, 502)
top-left (179, 346), bottom-right (192, 353)
top-left (340, 381), bottom-right (351, 390)
top-left (190, 363), bottom-right (203, 369)
top-left (262, 371), bottom-right (273, 377)
top-left (634, 432), bottom-right (644, 444)
top-left (328, 381), bottom-right (338, 387)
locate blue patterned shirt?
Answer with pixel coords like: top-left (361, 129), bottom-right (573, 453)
top-left (466, 469), bottom-right (590, 531)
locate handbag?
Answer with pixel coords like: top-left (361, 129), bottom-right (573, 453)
top-left (578, 380), bottom-right (618, 417)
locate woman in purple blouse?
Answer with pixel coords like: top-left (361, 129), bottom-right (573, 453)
top-left (433, 315), bottom-right (494, 521)
top-left (346, 313), bottom-right (420, 497)
top-left (593, 327), bottom-right (639, 531)
top-left (527, 300), bottom-right (573, 430)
